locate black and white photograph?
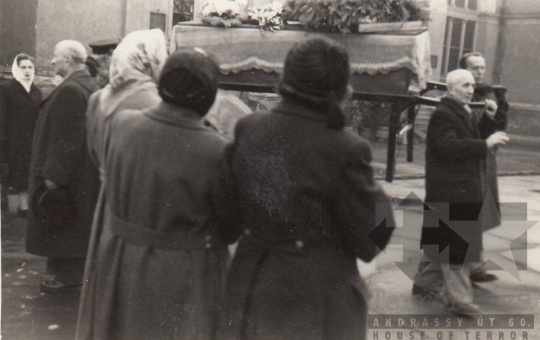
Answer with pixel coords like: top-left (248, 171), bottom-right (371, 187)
top-left (1, 0), bottom-right (539, 339)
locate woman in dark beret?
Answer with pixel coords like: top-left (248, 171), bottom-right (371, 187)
top-left (218, 36), bottom-right (396, 340)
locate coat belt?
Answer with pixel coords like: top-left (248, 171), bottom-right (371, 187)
top-left (109, 212), bottom-right (215, 252)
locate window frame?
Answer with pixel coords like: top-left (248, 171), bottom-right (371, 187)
top-left (440, 16), bottom-right (478, 78)
top-left (447, 0), bottom-right (477, 11)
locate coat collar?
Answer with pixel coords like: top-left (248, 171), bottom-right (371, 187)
top-left (272, 99), bottom-right (327, 123)
top-left (65, 69), bottom-right (95, 92)
top-left (439, 97), bottom-right (477, 135)
top-left (10, 78), bottom-right (39, 96)
top-left (42, 69), bottom-right (93, 106)
top-left (144, 102), bottom-right (212, 131)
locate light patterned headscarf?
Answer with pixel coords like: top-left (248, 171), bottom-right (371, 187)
top-left (108, 29), bottom-right (168, 89)
top-left (12, 54), bottom-right (35, 93)
top-left (96, 29), bottom-right (168, 116)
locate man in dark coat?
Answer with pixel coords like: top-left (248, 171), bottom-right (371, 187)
top-left (459, 52), bottom-right (509, 282)
top-left (413, 69), bottom-right (509, 315)
top-left (27, 40), bottom-right (99, 293)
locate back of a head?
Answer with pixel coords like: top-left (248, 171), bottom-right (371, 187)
top-left (280, 36), bottom-right (350, 101)
top-left (109, 29), bottom-right (168, 86)
top-left (159, 48), bottom-right (220, 117)
top-left (56, 40), bottom-right (88, 64)
top-left (278, 36), bottom-right (350, 130)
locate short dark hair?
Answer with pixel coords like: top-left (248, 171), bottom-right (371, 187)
top-left (458, 52), bottom-right (483, 69)
top-left (16, 54), bottom-right (34, 66)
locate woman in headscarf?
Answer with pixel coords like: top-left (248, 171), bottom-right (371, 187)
top-left (76, 47), bottom-right (240, 340)
top-left (77, 29), bottom-right (168, 339)
top-left (218, 36), bottom-right (396, 340)
top-left (0, 54), bottom-right (43, 215)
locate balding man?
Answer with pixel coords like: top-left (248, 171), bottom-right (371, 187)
top-left (459, 52), bottom-right (509, 283)
top-left (413, 69), bottom-right (509, 315)
top-left (27, 40), bottom-right (99, 293)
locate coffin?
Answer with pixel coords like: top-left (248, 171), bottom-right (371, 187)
top-left (171, 22), bottom-right (432, 94)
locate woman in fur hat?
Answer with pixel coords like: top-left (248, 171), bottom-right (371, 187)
top-left (218, 36), bottom-right (396, 340)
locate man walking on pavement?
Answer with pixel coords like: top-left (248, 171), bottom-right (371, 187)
top-left (26, 40), bottom-right (99, 294)
top-left (412, 69), bottom-right (509, 314)
top-left (459, 52), bottom-right (509, 283)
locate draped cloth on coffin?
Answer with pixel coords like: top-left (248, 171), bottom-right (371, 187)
top-left (171, 23), bottom-right (432, 91)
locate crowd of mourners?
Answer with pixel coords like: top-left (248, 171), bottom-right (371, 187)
top-left (0, 28), bottom-right (509, 340)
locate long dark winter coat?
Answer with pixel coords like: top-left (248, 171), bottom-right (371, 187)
top-left (26, 69), bottom-right (99, 257)
top-left (421, 97), bottom-right (499, 265)
top-left (0, 79), bottom-right (42, 190)
top-left (77, 102), bottom-right (239, 340)
top-left (218, 100), bottom-right (396, 340)
top-left (471, 84), bottom-right (508, 230)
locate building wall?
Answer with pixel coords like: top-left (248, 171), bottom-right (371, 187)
top-left (475, 14), bottom-right (500, 84)
top-left (34, 0), bottom-right (170, 72)
top-left (426, 0), bottom-right (448, 79)
top-left (35, 0), bottom-right (123, 70)
top-left (125, 0), bottom-right (171, 36)
top-left (0, 0), bottom-right (37, 67)
top-left (501, 0), bottom-right (540, 14)
top-left (498, 0), bottom-right (540, 105)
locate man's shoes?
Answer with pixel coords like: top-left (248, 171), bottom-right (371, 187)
top-left (40, 279), bottom-right (81, 294)
top-left (470, 269), bottom-right (498, 283)
top-left (412, 284), bottom-right (431, 296)
top-left (412, 283), bottom-right (443, 297)
top-left (16, 208), bottom-right (28, 217)
top-left (447, 302), bottom-right (480, 316)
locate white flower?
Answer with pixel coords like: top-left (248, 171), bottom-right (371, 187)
top-left (270, 1), bottom-right (283, 12)
top-left (213, 0), bottom-right (230, 15)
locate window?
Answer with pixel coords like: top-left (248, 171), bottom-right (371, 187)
top-left (448, 0), bottom-right (477, 10)
top-left (173, 0), bottom-right (194, 25)
top-left (150, 12), bottom-right (166, 31)
top-left (440, 17), bottom-right (476, 77)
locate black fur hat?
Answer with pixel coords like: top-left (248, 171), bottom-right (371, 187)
top-left (159, 48), bottom-right (220, 117)
top-left (278, 36), bottom-right (350, 130)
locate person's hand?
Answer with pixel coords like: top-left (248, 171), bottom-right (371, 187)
top-left (45, 179), bottom-right (58, 190)
top-left (485, 99), bottom-right (498, 119)
top-left (486, 132), bottom-right (509, 149)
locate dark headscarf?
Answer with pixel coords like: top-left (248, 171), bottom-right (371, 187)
top-left (159, 48), bottom-right (220, 116)
top-left (278, 36), bottom-right (350, 130)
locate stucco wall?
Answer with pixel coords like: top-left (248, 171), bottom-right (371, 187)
top-left (498, 0), bottom-right (540, 105)
top-left (426, 0), bottom-right (447, 80)
top-left (35, 0), bottom-right (123, 70)
top-left (475, 15), bottom-right (500, 84)
top-left (0, 0), bottom-right (37, 67)
top-left (502, 0), bottom-right (540, 15)
top-left (498, 20), bottom-right (540, 105)
top-left (125, 0), bottom-right (170, 36)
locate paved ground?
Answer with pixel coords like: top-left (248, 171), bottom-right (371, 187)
top-left (2, 145), bottom-right (539, 340)
top-left (360, 175), bottom-right (540, 339)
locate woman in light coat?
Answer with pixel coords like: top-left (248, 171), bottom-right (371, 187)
top-left (77, 29), bottom-right (168, 339)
